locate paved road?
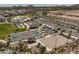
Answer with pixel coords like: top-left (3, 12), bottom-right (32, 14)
top-left (36, 17), bottom-right (79, 39)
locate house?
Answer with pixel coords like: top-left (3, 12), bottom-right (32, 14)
top-left (29, 22), bottom-right (41, 29)
top-left (26, 21), bottom-right (42, 29)
top-left (0, 15), bottom-right (5, 22)
top-left (28, 37), bottom-right (36, 43)
top-left (11, 17), bottom-right (31, 23)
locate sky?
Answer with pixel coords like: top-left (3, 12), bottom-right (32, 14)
top-left (0, 4), bottom-right (73, 7)
top-left (0, 0), bottom-right (78, 4)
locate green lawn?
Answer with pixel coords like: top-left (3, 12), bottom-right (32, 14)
top-left (0, 23), bottom-right (27, 39)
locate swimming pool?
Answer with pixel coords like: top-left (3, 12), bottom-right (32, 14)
top-left (42, 27), bottom-right (57, 34)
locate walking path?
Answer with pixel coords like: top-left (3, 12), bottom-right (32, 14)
top-left (0, 40), bottom-right (7, 43)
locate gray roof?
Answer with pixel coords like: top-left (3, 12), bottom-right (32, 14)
top-left (10, 30), bottom-right (43, 42)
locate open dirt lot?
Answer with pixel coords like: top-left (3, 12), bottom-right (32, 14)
top-left (48, 10), bottom-right (79, 17)
top-left (47, 10), bottom-right (79, 23)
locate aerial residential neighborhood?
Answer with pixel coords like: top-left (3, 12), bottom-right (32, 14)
top-left (0, 4), bottom-right (79, 54)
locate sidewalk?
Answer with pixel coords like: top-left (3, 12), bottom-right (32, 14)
top-left (0, 40), bottom-right (7, 43)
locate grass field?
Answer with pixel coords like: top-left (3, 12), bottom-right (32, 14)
top-left (0, 23), bottom-right (27, 39)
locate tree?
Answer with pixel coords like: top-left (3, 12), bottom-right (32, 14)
top-left (43, 31), bottom-right (47, 40)
top-left (21, 42), bottom-right (28, 52)
top-left (12, 51), bottom-right (17, 54)
top-left (51, 48), bottom-right (57, 54)
top-left (39, 46), bottom-right (47, 54)
top-left (60, 29), bottom-right (65, 35)
top-left (57, 48), bottom-right (65, 54)
top-left (42, 11), bottom-right (47, 16)
top-left (6, 35), bottom-right (11, 48)
top-left (18, 40), bottom-right (23, 52)
top-left (26, 48), bottom-right (32, 53)
top-left (37, 43), bottom-right (41, 48)
top-left (37, 43), bottom-right (47, 54)
top-left (18, 40), bottom-right (28, 52)
top-left (77, 28), bottom-right (79, 32)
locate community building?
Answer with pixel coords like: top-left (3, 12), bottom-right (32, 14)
top-left (9, 30), bottom-right (43, 42)
top-left (11, 17), bottom-right (31, 23)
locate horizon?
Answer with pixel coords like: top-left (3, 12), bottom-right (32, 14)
top-left (0, 4), bottom-right (73, 7)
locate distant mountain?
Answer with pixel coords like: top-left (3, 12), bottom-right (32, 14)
top-left (70, 4), bottom-right (79, 9)
top-left (0, 4), bottom-right (72, 7)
